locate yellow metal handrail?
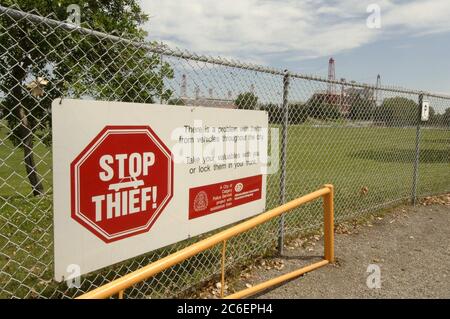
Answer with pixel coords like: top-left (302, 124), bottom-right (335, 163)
top-left (77, 184), bottom-right (334, 299)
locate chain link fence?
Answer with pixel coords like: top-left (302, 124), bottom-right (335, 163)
top-left (0, 5), bottom-right (449, 298)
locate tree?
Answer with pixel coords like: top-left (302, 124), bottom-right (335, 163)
top-left (426, 106), bottom-right (450, 127)
top-left (443, 108), bottom-right (450, 126)
top-left (259, 102), bottom-right (308, 125)
top-left (167, 98), bottom-right (185, 106)
top-left (376, 97), bottom-right (418, 126)
top-left (0, 1), bottom-right (174, 195)
top-left (306, 94), bottom-right (341, 120)
top-left (348, 93), bottom-right (375, 121)
top-left (235, 92), bottom-right (258, 110)
top-left (431, 108), bottom-right (450, 127)
top-left (428, 106), bottom-right (436, 122)
top-left (260, 103), bottom-right (282, 124)
top-left (0, 99), bottom-right (4, 119)
top-left (288, 103), bottom-right (308, 124)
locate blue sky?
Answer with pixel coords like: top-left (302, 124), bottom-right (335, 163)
top-left (139, 0), bottom-right (450, 94)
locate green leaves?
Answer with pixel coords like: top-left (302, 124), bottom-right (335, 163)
top-left (377, 97), bottom-right (418, 126)
top-left (0, 0), bottom-right (175, 147)
top-left (235, 92), bottom-right (258, 110)
top-left (0, 1), bottom-right (175, 194)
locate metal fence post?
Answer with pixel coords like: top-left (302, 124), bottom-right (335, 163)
top-left (411, 93), bottom-right (423, 206)
top-left (278, 70), bottom-right (290, 255)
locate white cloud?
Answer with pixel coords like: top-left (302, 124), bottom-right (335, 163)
top-left (383, 0), bottom-right (450, 35)
top-left (140, 0), bottom-right (450, 65)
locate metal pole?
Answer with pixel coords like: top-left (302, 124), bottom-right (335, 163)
top-left (160, 46), bottom-right (163, 104)
top-left (278, 70), bottom-right (289, 255)
top-left (220, 240), bottom-right (227, 298)
top-left (411, 93), bottom-right (423, 206)
top-left (323, 184), bottom-right (334, 263)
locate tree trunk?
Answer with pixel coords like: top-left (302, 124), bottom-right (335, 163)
top-left (19, 108), bottom-right (44, 196)
top-left (11, 63), bottom-right (44, 196)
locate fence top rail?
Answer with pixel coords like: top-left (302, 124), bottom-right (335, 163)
top-left (77, 185), bottom-right (333, 299)
top-left (2, 5), bottom-right (450, 101)
top-left (0, 5), bottom-right (284, 76)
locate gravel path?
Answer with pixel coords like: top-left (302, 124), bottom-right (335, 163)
top-left (241, 200), bottom-right (450, 298)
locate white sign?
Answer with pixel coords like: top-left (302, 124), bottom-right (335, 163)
top-left (52, 99), bottom-right (268, 281)
top-left (421, 100), bottom-right (430, 121)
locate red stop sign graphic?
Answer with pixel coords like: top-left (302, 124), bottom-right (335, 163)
top-left (70, 126), bottom-right (173, 243)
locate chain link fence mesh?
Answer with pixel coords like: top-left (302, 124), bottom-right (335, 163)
top-left (0, 5), bottom-right (449, 298)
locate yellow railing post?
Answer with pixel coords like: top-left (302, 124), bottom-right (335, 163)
top-left (323, 184), bottom-right (334, 263)
top-left (220, 240), bottom-right (227, 298)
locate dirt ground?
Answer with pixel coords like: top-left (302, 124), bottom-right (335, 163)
top-left (204, 194), bottom-right (450, 299)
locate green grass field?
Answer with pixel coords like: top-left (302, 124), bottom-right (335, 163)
top-left (0, 123), bottom-right (448, 298)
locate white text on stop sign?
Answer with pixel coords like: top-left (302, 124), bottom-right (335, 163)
top-left (91, 186), bottom-right (157, 222)
top-left (91, 152), bottom-right (157, 222)
top-left (99, 152), bottom-right (155, 181)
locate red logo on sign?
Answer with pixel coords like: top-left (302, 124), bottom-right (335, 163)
top-left (70, 126), bottom-right (173, 243)
top-left (189, 175), bottom-right (262, 219)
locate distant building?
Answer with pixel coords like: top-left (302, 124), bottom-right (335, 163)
top-left (345, 87), bottom-right (375, 101)
top-left (177, 74), bottom-right (237, 109)
top-left (319, 57), bottom-right (377, 116)
top-left (181, 96), bottom-right (236, 109)
top-left (309, 86), bottom-right (376, 116)
top-left (309, 92), bottom-right (351, 115)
